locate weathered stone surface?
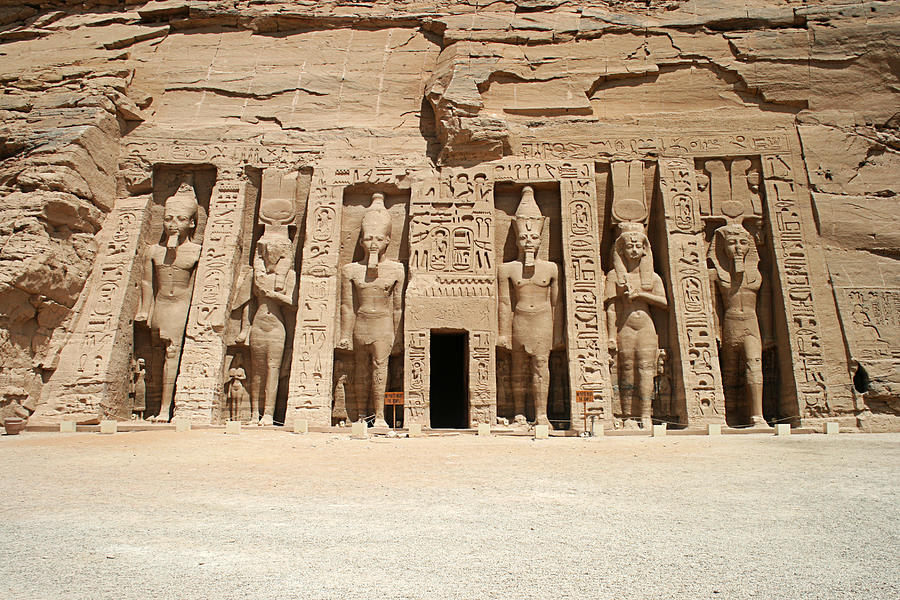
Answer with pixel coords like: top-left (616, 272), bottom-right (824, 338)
top-left (0, 0), bottom-right (896, 430)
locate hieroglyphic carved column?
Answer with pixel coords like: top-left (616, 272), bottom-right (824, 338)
top-left (286, 171), bottom-right (342, 428)
top-left (174, 177), bottom-right (248, 422)
top-left (404, 329), bottom-right (430, 427)
top-left (559, 162), bottom-right (613, 431)
top-left (469, 330), bottom-right (496, 426)
top-left (37, 197), bottom-right (151, 421)
top-left (658, 158), bottom-right (726, 424)
top-left (761, 154), bottom-right (834, 420)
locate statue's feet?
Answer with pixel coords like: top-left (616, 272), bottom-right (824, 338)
top-left (749, 415), bottom-right (772, 429)
top-left (535, 415), bottom-right (553, 430)
top-left (150, 413), bottom-right (169, 423)
top-left (513, 414), bottom-right (528, 426)
top-left (373, 418), bottom-right (390, 429)
top-left (259, 414), bottom-right (274, 426)
top-left (641, 417), bottom-right (653, 430)
top-left (623, 418), bottom-right (640, 430)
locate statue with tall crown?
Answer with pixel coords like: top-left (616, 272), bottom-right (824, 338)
top-left (135, 182), bottom-right (202, 422)
top-left (498, 186), bottom-right (559, 428)
top-left (708, 222), bottom-right (770, 428)
top-left (236, 226), bottom-right (296, 425)
top-left (605, 222), bottom-right (667, 429)
top-left (337, 193), bottom-right (405, 428)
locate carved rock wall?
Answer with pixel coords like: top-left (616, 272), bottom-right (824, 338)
top-left (1, 0), bottom-right (897, 427)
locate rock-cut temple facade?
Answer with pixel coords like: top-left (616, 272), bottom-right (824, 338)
top-left (1, 0), bottom-right (899, 432)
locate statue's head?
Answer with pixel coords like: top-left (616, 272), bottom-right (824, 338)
top-left (709, 223), bottom-right (760, 285)
top-left (718, 224), bottom-right (752, 273)
top-left (360, 193), bottom-right (392, 268)
top-left (613, 222), bottom-right (654, 290)
top-left (260, 237), bottom-right (291, 273)
top-left (514, 186), bottom-right (543, 266)
top-left (163, 184), bottom-right (198, 243)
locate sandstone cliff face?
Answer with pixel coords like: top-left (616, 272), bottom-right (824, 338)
top-left (1, 0), bottom-right (897, 425)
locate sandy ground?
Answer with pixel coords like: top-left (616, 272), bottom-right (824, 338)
top-left (0, 429), bottom-right (898, 600)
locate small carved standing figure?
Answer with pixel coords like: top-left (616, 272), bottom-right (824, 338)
top-left (131, 358), bottom-right (146, 418)
top-left (338, 193), bottom-right (405, 429)
top-left (498, 186), bottom-right (559, 428)
top-left (332, 373), bottom-right (349, 425)
top-left (225, 366), bottom-right (250, 422)
top-left (605, 223), bottom-right (668, 429)
top-left (135, 184), bottom-right (202, 422)
top-left (237, 232), bottom-right (296, 425)
top-left (708, 223), bottom-right (770, 428)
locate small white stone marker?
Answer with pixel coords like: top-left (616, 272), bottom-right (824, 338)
top-left (293, 419), bottom-right (308, 434)
top-left (707, 423), bottom-right (722, 436)
top-left (174, 419), bottom-right (191, 433)
top-left (225, 420), bottom-right (241, 435)
top-left (592, 424), bottom-right (604, 437)
top-left (99, 420), bottom-right (117, 435)
top-left (775, 423), bottom-right (791, 436)
top-left (534, 424), bottom-right (549, 439)
top-left (351, 421), bottom-right (368, 439)
top-left (652, 423), bottom-right (667, 437)
top-left (823, 421), bottom-right (839, 435)
top-left (59, 421), bottom-right (76, 433)
top-left (407, 423), bottom-right (423, 437)
top-left (477, 423), bottom-right (491, 437)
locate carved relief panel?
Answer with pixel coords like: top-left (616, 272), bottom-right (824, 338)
top-left (657, 158), bottom-right (725, 425)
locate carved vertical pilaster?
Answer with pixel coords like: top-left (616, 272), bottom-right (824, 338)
top-left (560, 163), bottom-right (613, 431)
top-left (174, 178), bottom-right (248, 422)
top-left (37, 197), bottom-right (151, 421)
top-left (761, 154), bottom-right (833, 420)
top-left (404, 329), bottom-right (430, 427)
top-left (658, 158), bottom-right (726, 424)
top-left (286, 172), bottom-right (342, 428)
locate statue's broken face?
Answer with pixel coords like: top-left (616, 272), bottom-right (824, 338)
top-left (263, 242), bottom-right (290, 272)
top-left (163, 201), bottom-right (196, 239)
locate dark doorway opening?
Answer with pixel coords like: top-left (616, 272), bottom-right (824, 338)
top-left (430, 331), bottom-right (468, 428)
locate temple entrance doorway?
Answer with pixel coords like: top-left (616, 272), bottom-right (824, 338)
top-left (430, 331), bottom-right (468, 428)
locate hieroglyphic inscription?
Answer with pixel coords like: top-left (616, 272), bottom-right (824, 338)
top-left (516, 133), bottom-right (790, 160)
top-left (833, 287), bottom-right (900, 372)
top-left (658, 158), bottom-right (725, 423)
top-left (287, 175), bottom-right (341, 428)
top-left (124, 138), bottom-right (322, 168)
top-left (175, 179), bottom-right (247, 421)
top-left (469, 330), bottom-right (496, 426)
top-left (404, 329), bottom-right (429, 426)
top-left (559, 164), bottom-right (613, 431)
top-left (762, 155), bottom-right (830, 415)
top-left (42, 197), bottom-right (150, 420)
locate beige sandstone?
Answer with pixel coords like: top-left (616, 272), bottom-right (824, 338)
top-left (0, 0), bottom-right (894, 432)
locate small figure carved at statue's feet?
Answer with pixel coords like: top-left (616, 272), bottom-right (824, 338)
top-left (623, 418), bottom-right (640, 430)
top-left (259, 414), bottom-right (274, 426)
top-left (749, 415), bottom-right (772, 429)
top-left (373, 418), bottom-right (389, 429)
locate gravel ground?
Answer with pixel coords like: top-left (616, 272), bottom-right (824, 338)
top-left (1, 429), bottom-right (898, 599)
